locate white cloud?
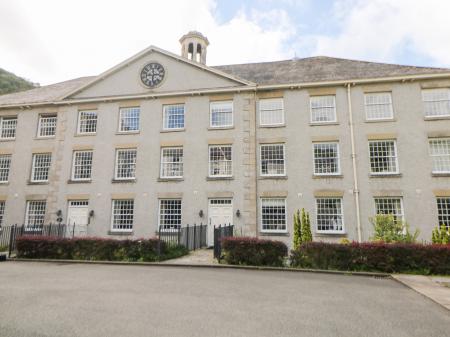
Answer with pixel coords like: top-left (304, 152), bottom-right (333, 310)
top-left (305, 0), bottom-right (450, 66)
top-left (0, 0), bottom-right (294, 85)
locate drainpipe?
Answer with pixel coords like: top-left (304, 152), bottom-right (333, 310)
top-left (346, 83), bottom-right (362, 242)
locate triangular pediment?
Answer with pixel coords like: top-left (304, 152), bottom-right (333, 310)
top-left (65, 46), bottom-right (252, 99)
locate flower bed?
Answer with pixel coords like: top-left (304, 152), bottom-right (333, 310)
top-left (16, 236), bottom-right (188, 262)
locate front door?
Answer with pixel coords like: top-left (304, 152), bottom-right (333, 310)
top-left (208, 199), bottom-right (233, 246)
top-left (67, 200), bottom-right (89, 237)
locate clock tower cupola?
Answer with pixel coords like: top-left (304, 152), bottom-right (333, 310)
top-left (180, 31), bottom-right (209, 65)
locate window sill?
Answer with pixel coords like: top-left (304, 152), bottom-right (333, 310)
top-left (206, 176), bottom-right (234, 181)
top-left (424, 116), bottom-right (450, 121)
top-left (365, 118), bottom-right (396, 123)
top-left (258, 175), bottom-right (288, 180)
top-left (312, 174), bottom-right (343, 179)
top-left (309, 122), bottom-right (339, 126)
top-left (0, 138), bottom-right (15, 142)
top-left (67, 179), bottom-right (92, 184)
top-left (259, 124), bottom-right (286, 128)
top-left (158, 177), bottom-right (184, 182)
top-left (34, 136), bottom-right (56, 140)
top-left (315, 232), bottom-right (347, 237)
top-left (27, 181), bottom-right (49, 185)
top-left (74, 133), bottom-right (96, 137)
top-left (160, 128), bottom-right (185, 133)
top-left (208, 126), bottom-right (234, 131)
top-left (116, 131), bottom-right (140, 135)
top-left (431, 173), bottom-right (450, 177)
top-left (111, 178), bottom-right (136, 183)
top-left (0, 182), bottom-right (9, 185)
top-left (259, 231), bottom-right (289, 237)
top-left (369, 173), bottom-right (402, 178)
top-left (108, 231), bottom-right (133, 236)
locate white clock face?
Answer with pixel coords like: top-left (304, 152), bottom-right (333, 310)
top-left (140, 63), bottom-right (165, 88)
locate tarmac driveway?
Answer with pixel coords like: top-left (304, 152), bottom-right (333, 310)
top-left (0, 261), bottom-right (449, 337)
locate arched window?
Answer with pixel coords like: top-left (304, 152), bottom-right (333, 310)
top-left (188, 43), bottom-right (194, 60)
top-left (196, 44), bottom-right (202, 63)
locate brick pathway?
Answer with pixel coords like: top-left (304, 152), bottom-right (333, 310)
top-left (162, 248), bottom-right (217, 265)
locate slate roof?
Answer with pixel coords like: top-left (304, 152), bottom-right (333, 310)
top-left (1, 56), bottom-right (449, 107)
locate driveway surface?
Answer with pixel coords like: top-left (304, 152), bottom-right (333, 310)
top-left (0, 262), bottom-right (449, 337)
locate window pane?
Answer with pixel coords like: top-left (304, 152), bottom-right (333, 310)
top-left (72, 151), bottom-right (93, 180)
top-left (163, 105), bottom-right (185, 129)
top-left (316, 198), bottom-right (344, 232)
top-left (310, 96), bottom-right (336, 123)
top-left (260, 144), bottom-right (285, 176)
top-left (119, 107), bottom-right (140, 132)
top-left (78, 111), bottom-right (97, 134)
top-left (111, 199), bottom-right (134, 231)
top-left (160, 147), bottom-right (183, 178)
top-left (374, 198), bottom-right (404, 223)
top-left (260, 98), bottom-right (284, 125)
top-left (159, 199), bottom-right (182, 230)
top-left (313, 143), bottom-right (340, 174)
top-left (115, 149), bottom-right (137, 179)
top-left (437, 198), bottom-right (450, 229)
top-left (0, 117), bottom-right (17, 139)
top-left (38, 115), bottom-right (57, 137)
top-left (25, 200), bottom-right (46, 229)
top-left (429, 138), bottom-right (450, 173)
top-left (369, 140), bottom-right (398, 174)
top-left (209, 145), bottom-right (232, 176)
top-left (32, 153), bottom-right (52, 182)
top-left (422, 89), bottom-right (450, 117)
top-left (210, 101), bottom-right (233, 127)
top-left (261, 198), bottom-right (286, 232)
top-left (364, 92), bottom-right (394, 120)
top-left (0, 154), bottom-right (11, 182)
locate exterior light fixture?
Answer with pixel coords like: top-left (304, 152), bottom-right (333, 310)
top-left (236, 209), bottom-right (241, 217)
top-left (199, 210), bottom-right (204, 218)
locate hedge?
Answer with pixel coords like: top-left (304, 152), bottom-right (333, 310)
top-left (290, 242), bottom-right (450, 275)
top-left (221, 237), bottom-right (288, 267)
top-left (16, 236), bottom-right (188, 262)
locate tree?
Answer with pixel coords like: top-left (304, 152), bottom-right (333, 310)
top-left (301, 208), bottom-right (312, 243)
top-left (293, 209), bottom-right (302, 249)
top-left (370, 214), bottom-right (419, 243)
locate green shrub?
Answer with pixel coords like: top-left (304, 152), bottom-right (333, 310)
top-left (16, 236), bottom-right (188, 262)
top-left (221, 237), bottom-right (288, 267)
top-left (370, 214), bottom-right (419, 243)
top-left (290, 242), bottom-right (450, 275)
top-left (432, 225), bottom-right (450, 244)
top-left (301, 209), bottom-right (312, 243)
top-left (292, 209), bottom-right (302, 250)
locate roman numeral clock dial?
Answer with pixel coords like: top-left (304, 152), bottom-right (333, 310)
top-left (140, 63), bottom-right (165, 88)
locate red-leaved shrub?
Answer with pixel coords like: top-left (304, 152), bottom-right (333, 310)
top-left (221, 237), bottom-right (288, 267)
top-left (290, 242), bottom-right (450, 274)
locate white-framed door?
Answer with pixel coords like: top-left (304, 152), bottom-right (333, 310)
top-left (208, 199), bottom-right (233, 246)
top-left (67, 200), bottom-right (89, 237)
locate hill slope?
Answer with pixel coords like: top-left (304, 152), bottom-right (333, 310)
top-left (0, 68), bottom-right (38, 95)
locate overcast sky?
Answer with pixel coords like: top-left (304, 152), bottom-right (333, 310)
top-left (1, 0), bottom-right (450, 85)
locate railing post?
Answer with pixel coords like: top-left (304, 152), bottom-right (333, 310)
top-left (72, 222), bottom-right (76, 238)
top-left (8, 224), bottom-right (16, 258)
top-left (193, 223), bottom-right (197, 250)
top-left (157, 225), bottom-right (162, 258)
top-left (186, 224), bottom-right (190, 250)
top-left (177, 226), bottom-right (181, 246)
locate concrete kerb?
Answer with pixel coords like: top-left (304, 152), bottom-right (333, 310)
top-left (7, 258), bottom-right (391, 278)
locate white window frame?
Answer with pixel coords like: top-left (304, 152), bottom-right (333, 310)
top-left (429, 138), bottom-right (450, 174)
top-left (37, 114), bottom-right (57, 138)
top-left (163, 104), bottom-right (185, 130)
top-left (208, 145), bottom-right (233, 177)
top-left (259, 98), bottom-right (285, 126)
top-left (310, 95), bottom-right (337, 124)
top-left (437, 197), bottom-right (450, 230)
top-left (31, 153), bottom-right (52, 182)
top-left (160, 147), bottom-right (183, 178)
top-left (118, 107), bottom-right (140, 133)
top-left (114, 148), bottom-right (137, 180)
top-left (312, 142), bottom-right (341, 176)
top-left (71, 150), bottom-right (93, 181)
top-left (260, 197), bottom-right (287, 233)
top-left (0, 154), bottom-right (11, 183)
top-left (422, 88), bottom-right (450, 118)
top-left (368, 140), bottom-right (399, 175)
top-left (364, 92), bottom-right (394, 121)
top-left (374, 197), bottom-right (404, 223)
top-left (110, 199), bottom-right (134, 232)
top-left (315, 197), bottom-right (345, 234)
top-left (77, 110), bottom-right (98, 135)
top-left (25, 200), bottom-right (46, 230)
top-left (0, 116), bottom-right (18, 140)
top-left (260, 144), bottom-right (286, 177)
top-left (210, 101), bottom-right (233, 128)
top-left (158, 199), bottom-right (182, 231)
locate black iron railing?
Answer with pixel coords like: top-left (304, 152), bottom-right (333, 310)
top-left (213, 224), bottom-right (234, 261)
top-left (157, 224), bottom-right (207, 251)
